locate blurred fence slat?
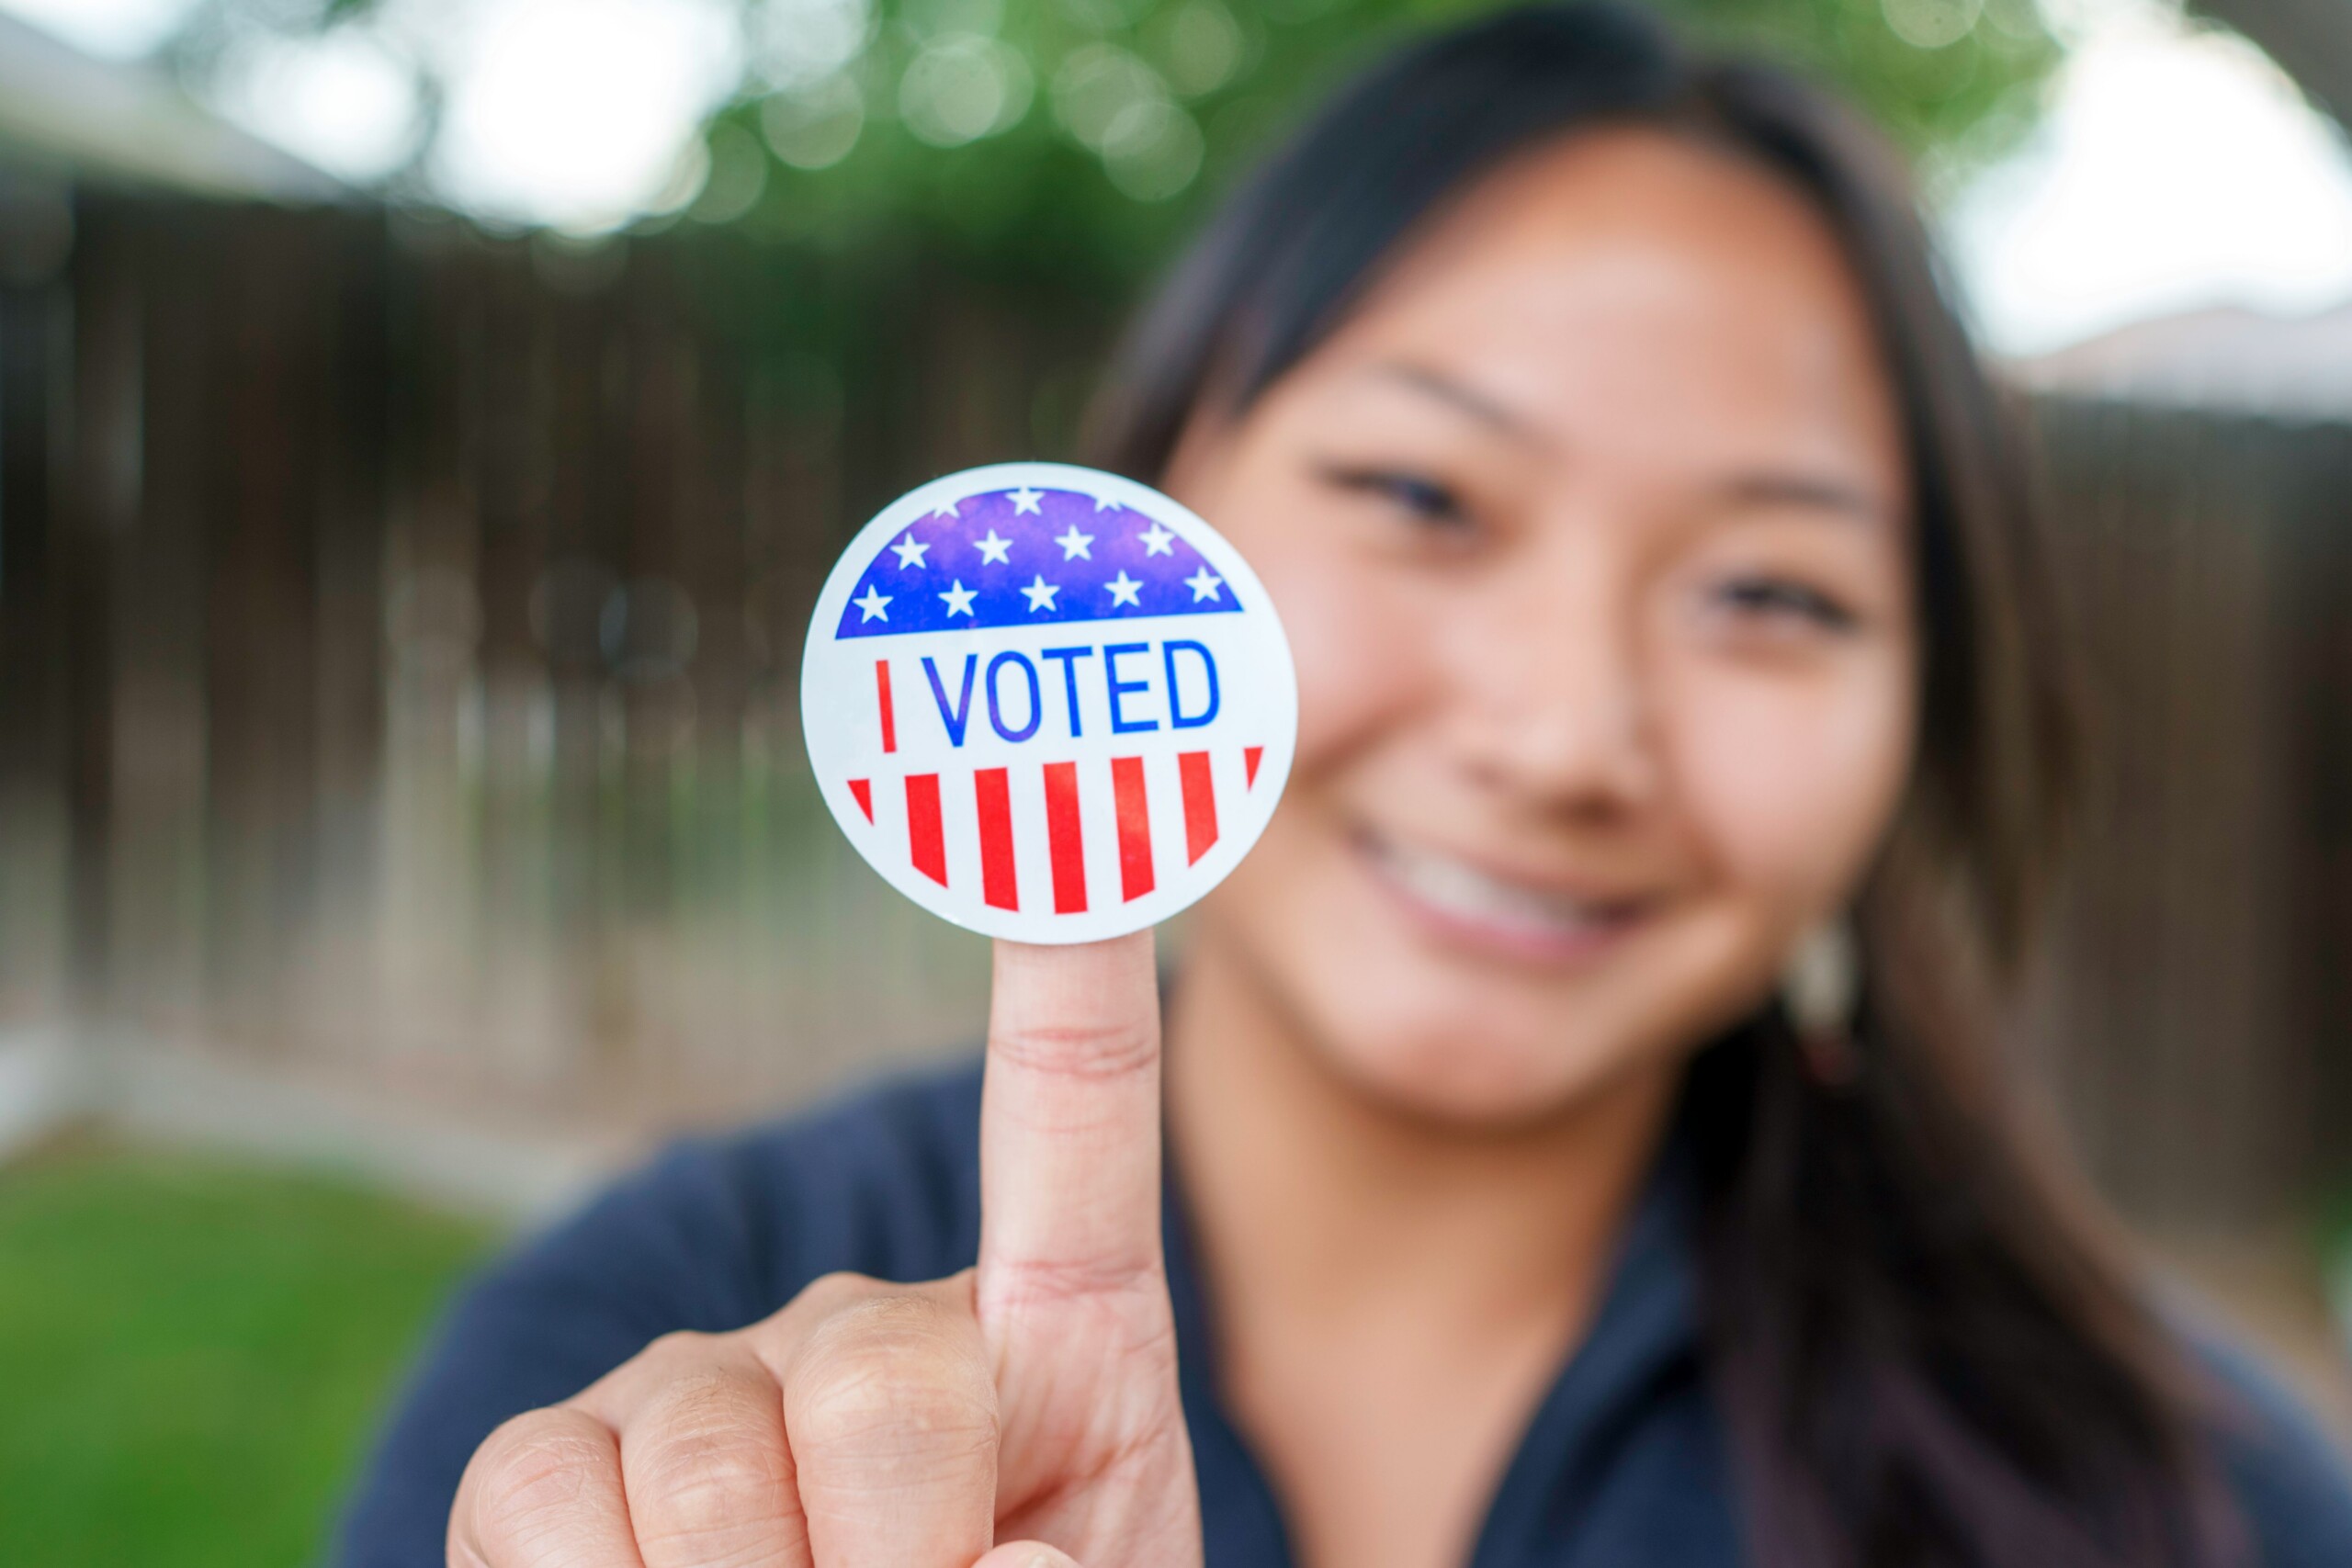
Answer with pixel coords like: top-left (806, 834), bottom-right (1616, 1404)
top-left (2023, 398), bottom-right (2352, 1225)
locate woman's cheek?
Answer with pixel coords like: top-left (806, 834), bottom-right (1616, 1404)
top-left (1250, 541), bottom-right (1430, 768)
top-left (1664, 657), bottom-right (1916, 913)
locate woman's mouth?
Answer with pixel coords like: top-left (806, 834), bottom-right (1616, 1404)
top-left (1352, 827), bottom-right (1655, 965)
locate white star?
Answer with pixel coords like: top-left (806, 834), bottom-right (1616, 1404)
top-left (1136, 522), bottom-right (1175, 557)
top-left (1053, 525), bottom-right (1093, 560)
top-left (853, 585), bottom-right (892, 622)
top-left (1020, 575), bottom-right (1059, 612)
top-left (1093, 494), bottom-right (1120, 512)
top-left (1104, 570), bottom-right (1143, 607)
top-left (973, 528), bottom-right (1012, 565)
top-left (1184, 566), bottom-right (1225, 603)
top-left (931, 499), bottom-right (960, 520)
top-left (938, 580), bottom-right (978, 617)
top-left (1008, 486), bottom-right (1044, 514)
top-left (889, 533), bottom-right (929, 570)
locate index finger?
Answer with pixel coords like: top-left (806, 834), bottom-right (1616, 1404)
top-left (977, 931), bottom-right (1164, 1308)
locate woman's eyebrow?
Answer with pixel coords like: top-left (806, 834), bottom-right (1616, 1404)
top-left (1368, 362), bottom-right (1535, 440)
top-left (1720, 470), bottom-right (1887, 523)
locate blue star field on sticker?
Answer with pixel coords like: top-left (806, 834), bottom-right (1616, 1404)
top-left (832, 487), bottom-right (1246, 638)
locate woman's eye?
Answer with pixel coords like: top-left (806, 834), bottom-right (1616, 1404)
top-left (1710, 575), bottom-right (1858, 633)
top-left (1320, 465), bottom-right (1470, 530)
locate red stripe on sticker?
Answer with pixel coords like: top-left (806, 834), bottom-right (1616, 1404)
top-left (906, 773), bottom-right (946, 886)
top-left (976, 767), bottom-right (1018, 911)
top-left (1179, 750), bottom-right (1219, 864)
top-left (1244, 746), bottom-right (1263, 788)
top-left (1112, 756), bottom-right (1155, 902)
top-left (847, 778), bottom-right (873, 822)
top-left (876, 660), bottom-right (898, 754)
top-left (1043, 761), bottom-right (1088, 914)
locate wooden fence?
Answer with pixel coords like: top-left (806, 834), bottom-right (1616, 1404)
top-left (0, 193), bottom-right (1112, 1132)
top-left (2023, 398), bottom-right (2351, 1225)
top-left (1, 192), bottom-right (2345, 1224)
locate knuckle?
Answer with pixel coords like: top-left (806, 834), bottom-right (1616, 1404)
top-left (790, 1296), bottom-right (997, 1461)
top-left (988, 1018), bottom-right (1159, 1081)
top-left (635, 1368), bottom-right (775, 1462)
top-left (467, 1410), bottom-right (612, 1549)
top-left (979, 1252), bottom-right (1168, 1310)
top-left (630, 1417), bottom-right (792, 1551)
top-left (634, 1327), bottom-right (723, 1371)
top-left (742, 1270), bottom-right (878, 1364)
top-left (794, 1270), bottom-right (882, 1316)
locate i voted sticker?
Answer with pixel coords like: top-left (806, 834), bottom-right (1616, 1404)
top-left (801, 462), bottom-right (1297, 943)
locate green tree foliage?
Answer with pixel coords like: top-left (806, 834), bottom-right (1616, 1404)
top-left (705, 0), bottom-right (2057, 290)
top-left (195, 0), bottom-right (2056, 295)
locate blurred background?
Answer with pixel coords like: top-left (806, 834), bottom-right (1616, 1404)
top-left (0, 0), bottom-right (2346, 1561)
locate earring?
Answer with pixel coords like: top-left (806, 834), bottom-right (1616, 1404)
top-left (1782, 917), bottom-right (1860, 1088)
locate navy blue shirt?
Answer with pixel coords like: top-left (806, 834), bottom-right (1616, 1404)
top-left (334, 1060), bottom-right (2352, 1567)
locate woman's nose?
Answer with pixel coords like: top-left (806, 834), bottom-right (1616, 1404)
top-left (1448, 549), bottom-right (1662, 814)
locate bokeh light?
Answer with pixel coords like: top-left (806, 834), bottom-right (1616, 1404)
top-left (424, 0), bottom-right (742, 231)
top-left (761, 76), bottom-right (866, 171)
top-left (213, 27), bottom-right (424, 184)
top-left (899, 33), bottom-right (1034, 147)
top-left (751, 0), bottom-right (876, 92)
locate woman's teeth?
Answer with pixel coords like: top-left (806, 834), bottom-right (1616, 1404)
top-left (1363, 834), bottom-right (1634, 935)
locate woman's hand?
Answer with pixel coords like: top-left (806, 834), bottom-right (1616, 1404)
top-left (447, 932), bottom-right (1202, 1568)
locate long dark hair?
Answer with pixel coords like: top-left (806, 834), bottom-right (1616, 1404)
top-left (1082, 6), bottom-right (2245, 1565)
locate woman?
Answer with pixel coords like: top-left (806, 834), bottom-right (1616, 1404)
top-left (337, 6), bottom-right (2352, 1566)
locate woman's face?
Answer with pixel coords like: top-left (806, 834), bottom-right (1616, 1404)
top-left (1169, 130), bottom-right (1919, 1125)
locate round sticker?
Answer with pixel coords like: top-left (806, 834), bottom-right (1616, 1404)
top-left (802, 462), bottom-right (1297, 943)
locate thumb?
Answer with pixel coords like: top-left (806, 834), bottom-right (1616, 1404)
top-left (973, 1542), bottom-right (1084, 1568)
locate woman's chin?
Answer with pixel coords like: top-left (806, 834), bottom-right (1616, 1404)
top-left (1313, 1023), bottom-right (1634, 1134)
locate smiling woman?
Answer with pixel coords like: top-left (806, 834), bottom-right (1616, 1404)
top-left (1145, 130), bottom-right (1919, 1121)
top-left (333, 7), bottom-right (2352, 1568)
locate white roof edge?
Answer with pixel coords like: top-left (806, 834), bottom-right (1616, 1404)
top-left (0, 14), bottom-right (345, 203)
top-left (2012, 301), bottom-right (2352, 423)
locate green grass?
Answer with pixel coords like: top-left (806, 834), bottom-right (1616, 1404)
top-left (0, 1139), bottom-right (497, 1568)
